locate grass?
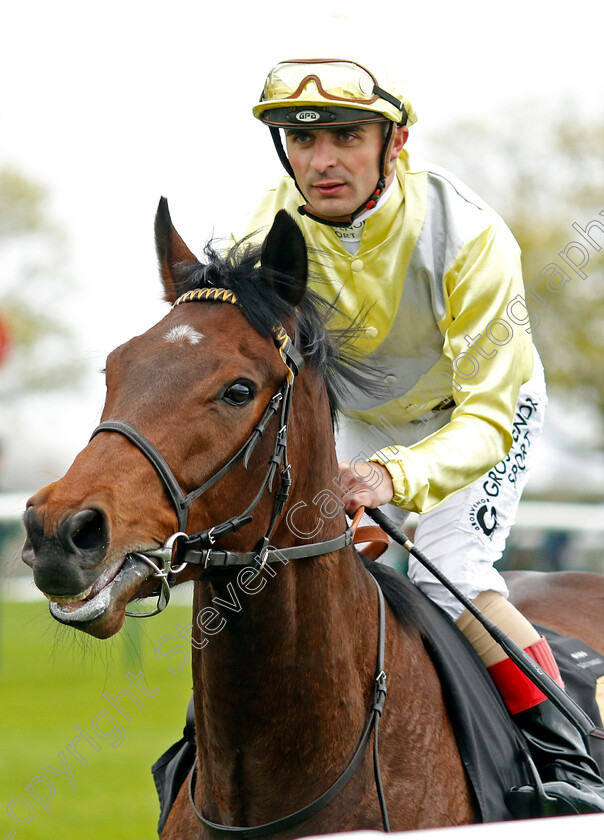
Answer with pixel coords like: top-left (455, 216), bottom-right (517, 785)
top-left (0, 599), bottom-right (194, 840)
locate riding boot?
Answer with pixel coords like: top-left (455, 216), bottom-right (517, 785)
top-left (487, 636), bottom-right (604, 817)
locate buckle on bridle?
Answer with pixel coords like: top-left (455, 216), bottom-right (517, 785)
top-left (125, 531), bottom-right (188, 618)
top-left (251, 538), bottom-right (271, 577)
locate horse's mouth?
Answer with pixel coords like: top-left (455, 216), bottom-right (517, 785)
top-left (44, 555), bottom-right (157, 638)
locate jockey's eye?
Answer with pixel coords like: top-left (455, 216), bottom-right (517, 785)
top-left (221, 380), bottom-right (255, 406)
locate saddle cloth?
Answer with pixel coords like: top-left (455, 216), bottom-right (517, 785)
top-left (534, 623), bottom-right (604, 770)
top-left (151, 573), bottom-right (604, 834)
top-left (406, 583), bottom-right (604, 821)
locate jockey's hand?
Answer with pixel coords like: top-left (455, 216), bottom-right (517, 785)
top-left (338, 460), bottom-right (394, 517)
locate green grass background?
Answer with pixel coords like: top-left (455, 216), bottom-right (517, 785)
top-left (0, 599), bottom-right (194, 840)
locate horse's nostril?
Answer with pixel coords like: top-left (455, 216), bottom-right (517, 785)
top-left (59, 509), bottom-right (108, 554)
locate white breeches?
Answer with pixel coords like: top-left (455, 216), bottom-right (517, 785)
top-left (336, 352), bottom-right (547, 620)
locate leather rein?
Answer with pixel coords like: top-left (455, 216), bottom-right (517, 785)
top-left (89, 287), bottom-right (391, 833)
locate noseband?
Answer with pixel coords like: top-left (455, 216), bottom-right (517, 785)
top-left (90, 287), bottom-right (353, 616)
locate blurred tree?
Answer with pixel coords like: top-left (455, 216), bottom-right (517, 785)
top-left (0, 166), bottom-right (84, 397)
top-left (423, 101), bottom-right (604, 440)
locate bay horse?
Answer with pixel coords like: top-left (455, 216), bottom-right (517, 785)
top-left (21, 201), bottom-right (604, 837)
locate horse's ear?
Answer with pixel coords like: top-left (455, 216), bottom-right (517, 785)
top-left (155, 197), bottom-right (199, 303)
top-left (260, 210), bottom-right (308, 307)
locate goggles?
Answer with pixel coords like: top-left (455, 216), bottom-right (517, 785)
top-left (254, 59), bottom-right (414, 126)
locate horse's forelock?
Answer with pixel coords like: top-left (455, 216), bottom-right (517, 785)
top-left (171, 238), bottom-right (383, 420)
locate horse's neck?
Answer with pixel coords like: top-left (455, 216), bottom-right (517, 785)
top-left (184, 378), bottom-right (479, 830)
top-left (190, 379), bottom-right (380, 823)
top-left (193, 406), bottom-right (377, 825)
top-left (191, 542), bottom-right (377, 824)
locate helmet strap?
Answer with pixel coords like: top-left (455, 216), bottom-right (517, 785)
top-left (270, 121), bottom-right (396, 229)
top-left (269, 126), bottom-right (296, 181)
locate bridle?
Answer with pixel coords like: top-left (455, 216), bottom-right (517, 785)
top-left (90, 286), bottom-right (355, 616)
top-left (90, 286), bottom-right (390, 833)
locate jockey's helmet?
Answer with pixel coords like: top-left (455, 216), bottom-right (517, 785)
top-left (253, 59), bottom-right (416, 128)
top-left (252, 59), bottom-right (416, 226)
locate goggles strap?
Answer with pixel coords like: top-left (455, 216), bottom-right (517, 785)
top-left (372, 85), bottom-right (408, 125)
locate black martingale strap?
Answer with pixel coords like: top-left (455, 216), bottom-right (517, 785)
top-left (188, 574), bottom-right (389, 837)
top-left (95, 287), bottom-right (392, 830)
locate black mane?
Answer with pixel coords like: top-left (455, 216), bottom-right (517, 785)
top-left (175, 238), bottom-right (383, 422)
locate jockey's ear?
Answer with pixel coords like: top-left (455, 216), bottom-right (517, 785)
top-left (155, 197), bottom-right (200, 303)
top-left (260, 210), bottom-right (308, 307)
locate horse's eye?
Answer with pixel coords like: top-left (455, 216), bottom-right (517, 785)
top-left (222, 381), bottom-right (254, 406)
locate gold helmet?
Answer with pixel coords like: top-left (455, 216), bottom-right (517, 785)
top-left (254, 58), bottom-right (417, 128)
top-left (253, 59), bottom-right (416, 227)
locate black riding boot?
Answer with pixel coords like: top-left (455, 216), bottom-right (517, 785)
top-left (507, 699), bottom-right (604, 817)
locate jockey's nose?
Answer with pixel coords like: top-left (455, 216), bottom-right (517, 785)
top-left (310, 133), bottom-right (338, 173)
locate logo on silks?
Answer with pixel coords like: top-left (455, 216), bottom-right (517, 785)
top-left (468, 499), bottom-right (498, 538)
top-left (295, 110), bottom-right (321, 122)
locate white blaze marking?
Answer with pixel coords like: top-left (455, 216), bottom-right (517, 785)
top-left (165, 325), bottom-right (204, 345)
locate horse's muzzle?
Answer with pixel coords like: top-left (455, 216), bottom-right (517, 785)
top-left (22, 504), bottom-right (110, 598)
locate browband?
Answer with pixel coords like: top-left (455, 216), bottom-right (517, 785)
top-left (173, 287), bottom-right (304, 382)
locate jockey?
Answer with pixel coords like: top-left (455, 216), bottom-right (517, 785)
top-left (246, 57), bottom-right (604, 816)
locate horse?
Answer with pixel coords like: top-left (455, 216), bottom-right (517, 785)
top-left (21, 200), bottom-right (604, 837)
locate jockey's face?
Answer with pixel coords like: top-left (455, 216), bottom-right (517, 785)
top-left (284, 122), bottom-right (407, 222)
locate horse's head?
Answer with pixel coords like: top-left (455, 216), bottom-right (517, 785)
top-left (21, 201), bottom-right (324, 638)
